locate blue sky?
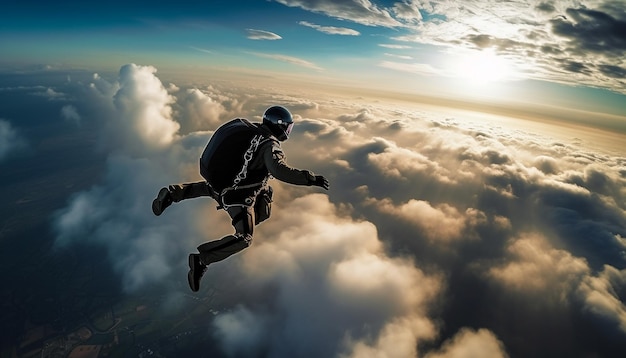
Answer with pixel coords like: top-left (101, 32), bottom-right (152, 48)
top-left (2, 0), bottom-right (626, 119)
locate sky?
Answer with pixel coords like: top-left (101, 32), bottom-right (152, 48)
top-left (2, 0), bottom-right (626, 115)
top-left (1, 1), bottom-right (626, 358)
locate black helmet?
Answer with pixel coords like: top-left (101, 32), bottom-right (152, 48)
top-left (262, 105), bottom-right (294, 141)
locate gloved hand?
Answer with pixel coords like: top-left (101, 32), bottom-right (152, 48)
top-left (311, 175), bottom-right (329, 190)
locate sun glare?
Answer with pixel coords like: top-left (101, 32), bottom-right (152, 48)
top-left (449, 49), bottom-right (515, 85)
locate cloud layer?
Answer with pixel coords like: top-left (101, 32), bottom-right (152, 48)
top-left (49, 64), bottom-right (626, 357)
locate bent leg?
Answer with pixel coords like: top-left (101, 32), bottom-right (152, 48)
top-left (153, 181), bottom-right (213, 216)
top-left (169, 182), bottom-right (213, 202)
top-left (198, 206), bottom-right (255, 265)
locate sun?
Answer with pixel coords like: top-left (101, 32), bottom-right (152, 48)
top-left (448, 49), bottom-right (516, 85)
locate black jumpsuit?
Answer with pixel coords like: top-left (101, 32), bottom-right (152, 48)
top-left (170, 124), bottom-right (316, 265)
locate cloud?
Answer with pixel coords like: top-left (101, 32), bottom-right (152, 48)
top-left (54, 155), bottom-right (202, 292)
top-left (385, 52), bottom-right (413, 60)
top-left (577, 265), bottom-right (626, 334)
top-left (275, 0), bottom-right (401, 27)
top-left (488, 233), bottom-right (589, 298)
top-left (213, 306), bottom-right (271, 357)
top-left (40, 87), bottom-right (67, 100)
top-left (172, 88), bottom-right (227, 133)
top-left (424, 328), bottom-right (509, 358)
top-left (220, 193), bottom-right (443, 357)
top-left (372, 198), bottom-right (479, 243)
top-left (344, 316), bottom-right (438, 358)
top-left (298, 20), bottom-right (360, 35)
top-left (488, 233), bottom-right (626, 336)
top-left (52, 64), bottom-right (200, 292)
top-left (292, 100), bottom-right (625, 356)
top-left (61, 104), bottom-right (81, 125)
top-left (0, 119), bottom-right (27, 161)
top-left (246, 28), bottom-right (282, 40)
top-left (550, 7), bottom-right (626, 56)
top-left (249, 51), bottom-right (324, 71)
top-left (189, 46), bottom-right (213, 54)
top-left (578, 265), bottom-right (626, 333)
top-left (392, 0), bottom-right (424, 23)
top-left (379, 60), bottom-right (442, 76)
top-left (379, 44), bottom-right (412, 49)
top-left (109, 64), bottom-right (180, 154)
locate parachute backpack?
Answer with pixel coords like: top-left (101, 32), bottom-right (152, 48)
top-left (200, 118), bottom-right (274, 207)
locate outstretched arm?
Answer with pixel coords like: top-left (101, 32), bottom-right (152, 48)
top-left (262, 141), bottom-right (329, 190)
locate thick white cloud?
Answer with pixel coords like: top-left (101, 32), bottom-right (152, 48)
top-left (344, 316), bottom-right (438, 358)
top-left (216, 193), bottom-right (443, 357)
top-left (110, 64), bottom-right (180, 154)
top-left (372, 198), bottom-right (470, 242)
top-left (488, 234), bottom-right (626, 335)
top-left (173, 88), bottom-right (227, 133)
top-left (425, 328), bottom-right (509, 358)
top-left (0, 119), bottom-right (26, 161)
top-left (53, 64), bottom-right (201, 292)
top-left (577, 265), bottom-right (626, 334)
top-left (489, 233), bottom-right (590, 299)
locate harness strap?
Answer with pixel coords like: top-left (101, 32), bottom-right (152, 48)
top-left (213, 135), bottom-right (273, 211)
top-left (233, 134), bottom-right (262, 188)
top-left (216, 180), bottom-right (267, 210)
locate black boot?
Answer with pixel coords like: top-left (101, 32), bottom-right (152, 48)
top-left (152, 187), bottom-right (173, 216)
top-left (188, 254), bottom-right (207, 292)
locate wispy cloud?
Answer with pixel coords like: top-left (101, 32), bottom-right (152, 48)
top-left (298, 20), bottom-right (360, 36)
top-left (378, 60), bottom-right (441, 76)
top-left (392, 0), bottom-right (423, 23)
top-left (276, 0), bottom-right (401, 27)
top-left (249, 51), bottom-right (323, 71)
top-left (378, 43), bottom-right (412, 49)
top-left (246, 28), bottom-right (282, 40)
top-left (384, 52), bottom-right (413, 60)
top-left (189, 46), bottom-right (213, 54)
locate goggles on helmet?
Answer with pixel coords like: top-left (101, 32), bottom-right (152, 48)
top-left (283, 122), bottom-right (294, 138)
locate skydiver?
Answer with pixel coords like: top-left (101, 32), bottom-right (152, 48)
top-left (151, 106), bottom-right (329, 292)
